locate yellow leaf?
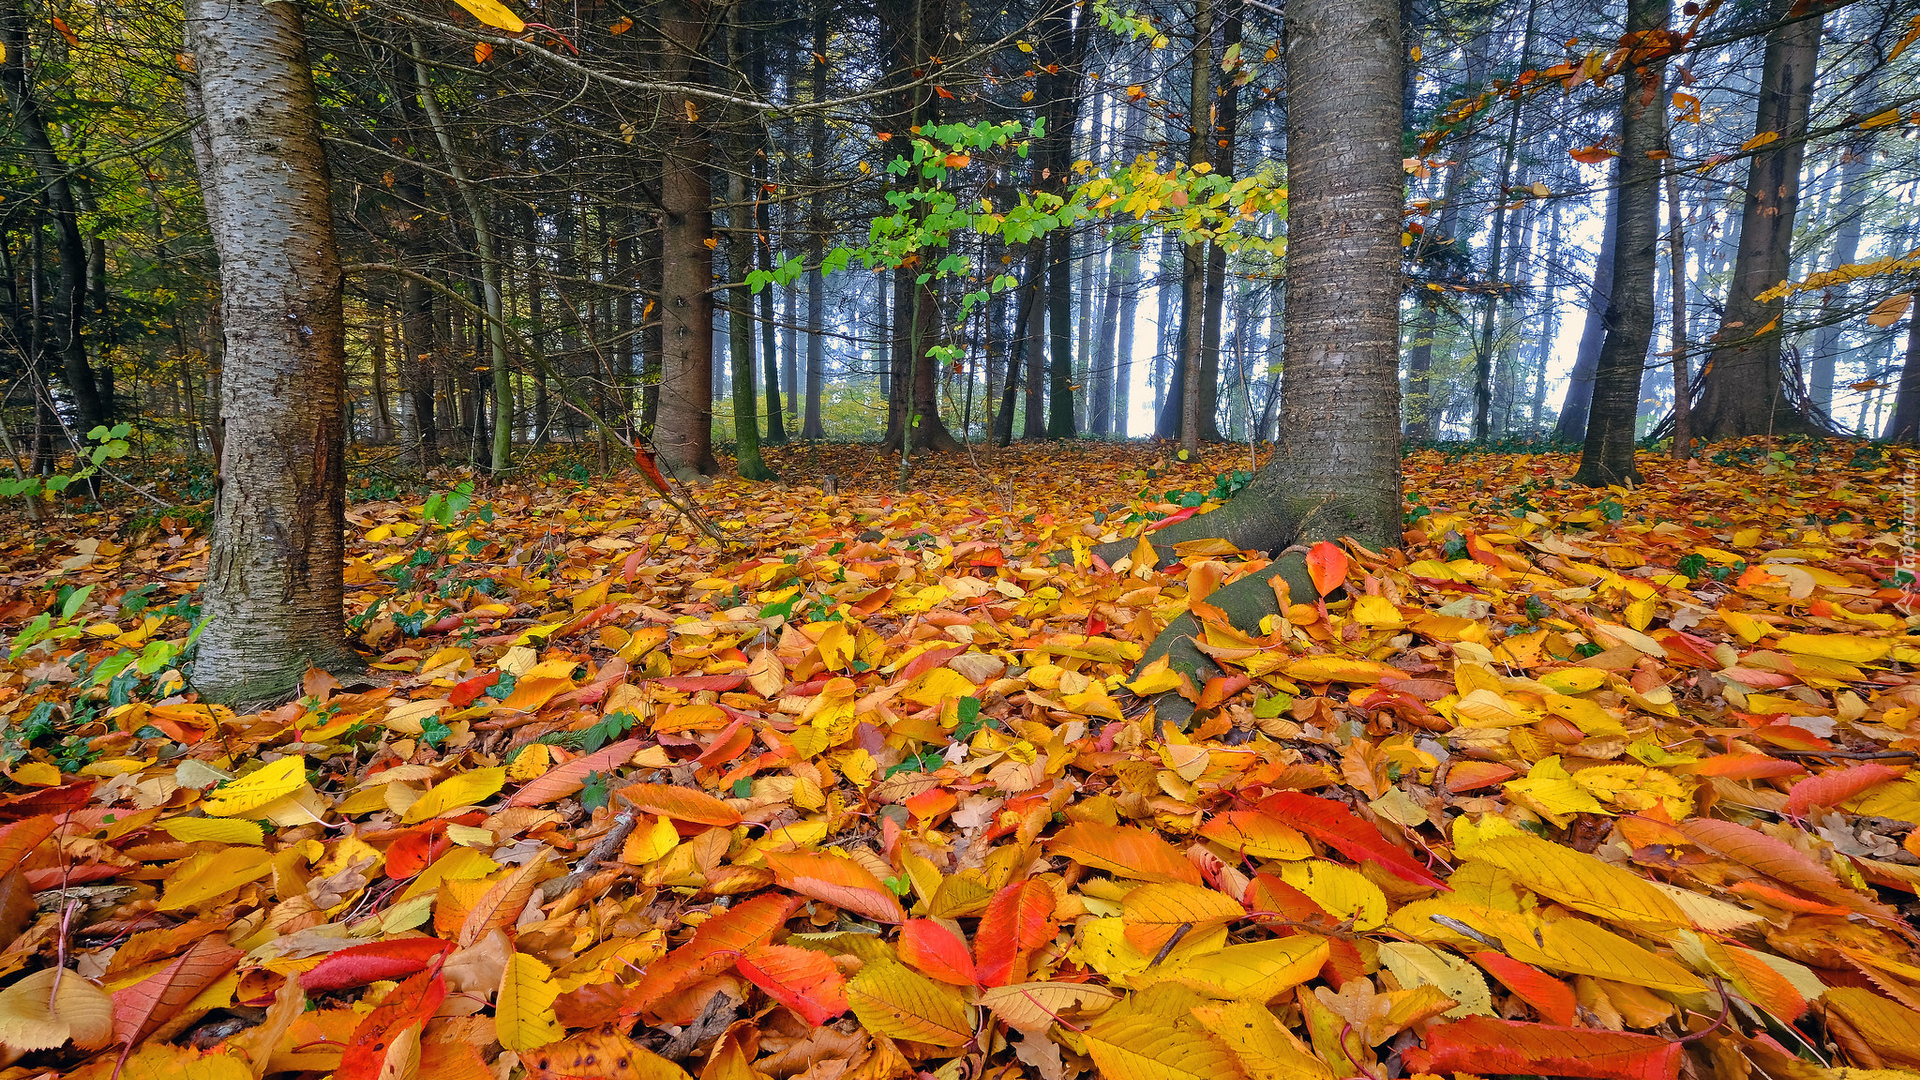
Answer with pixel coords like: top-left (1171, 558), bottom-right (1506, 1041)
top-left (1464, 833), bottom-right (1689, 929)
top-left (160, 818), bottom-right (264, 846)
top-left (1717, 607), bottom-right (1770, 643)
top-left (1537, 668), bottom-right (1606, 694)
top-left (201, 756), bottom-right (305, 817)
top-left (1499, 918), bottom-right (1706, 994)
top-left (1156, 936), bottom-right (1329, 1002)
top-left (1281, 656), bottom-right (1405, 684)
top-left (1869, 293), bottom-right (1914, 328)
top-left (977, 981), bottom-right (1118, 1033)
top-left (1376, 942), bottom-right (1492, 1017)
top-left (8, 762), bottom-right (60, 787)
top-left (1122, 882), bottom-right (1245, 953)
top-left (0, 967), bottom-right (114, 1052)
top-left (1278, 861), bottom-right (1387, 930)
top-left (1084, 1009), bottom-right (1246, 1080)
top-left (1740, 130), bottom-right (1780, 152)
top-left (449, 0), bottom-right (526, 33)
top-left (1126, 654), bottom-right (1187, 695)
top-left (496, 953), bottom-right (563, 1051)
top-left (402, 767), bottom-right (506, 824)
top-left (1193, 999), bottom-right (1333, 1080)
top-left (507, 742), bottom-right (551, 782)
top-left (157, 847), bottom-right (274, 911)
top-left (1774, 632), bottom-right (1892, 664)
top-left (845, 960), bottom-right (973, 1047)
top-left (1859, 108), bottom-right (1902, 130)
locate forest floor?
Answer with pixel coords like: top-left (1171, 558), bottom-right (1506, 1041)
top-left (0, 437), bottom-right (1917, 1079)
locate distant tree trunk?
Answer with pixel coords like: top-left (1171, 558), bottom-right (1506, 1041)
top-left (412, 36), bottom-right (510, 474)
top-left (1807, 122), bottom-right (1876, 414)
top-left (1091, 242), bottom-right (1118, 435)
top-left (654, 0), bottom-right (719, 478)
top-left (1470, 1), bottom-right (1536, 441)
top-left (1666, 172), bottom-right (1692, 459)
top-left (369, 311), bottom-right (394, 444)
top-left (1692, 4), bottom-right (1824, 439)
top-left (1197, 0), bottom-right (1244, 443)
top-left (188, 0), bottom-right (359, 702)
top-left (1176, 0), bottom-right (1214, 456)
top-left (1884, 309), bottom-right (1920, 443)
top-left (1040, 1), bottom-right (1088, 438)
top-left (781, 281), bottom-right (799, 417)
top-left (0, 0), bottom-right (105, 432)
top-left (801, 6), bottom-right (828, 440)
top-left (1554, 185), bottom-right (1618, 441)
top-left (995, 256), bottom-right (1040, 446)
top-left (1021, 242), bottom-right (1046, 439)
top-left (1573, 0), bottom-right (1669, 486)
top-left (1111, 240), bottom-right (1139, 439)
top-left (724, 12), bottom-right (773, 480)
top-left (755, 149), bottom-right (786, 443)
top-left (638, 212), bottom-right (663, 438)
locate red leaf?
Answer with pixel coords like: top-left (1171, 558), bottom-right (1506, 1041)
top-left (1473, 951), bottom-right (1577, 1026)
top-left (449, 671), bottom-right (500, 708)
top-left (1305, 541), bottom-right (1349, 597)
top-left (974, 879), bottom-right (1056, 987)
top-left (1411, 1016), bottom-right (1680, 1080)
top-left (301, 939), bottom-right (456, 992)
top-left (634, 447), bottom-right (669, 491)
top-left (111, 936), bottom-right (243, 1047)
top-left (381, 821), bottom-right (451, 880)
top-left (899, 919), bottom-right (979, 987)
top-left (336, 968), bottom-right (449, 1080)
top-left (1145, 506), bottom-right (1198, 532)
top-left (0, 780), bottom-right (94, 820)
top-left (1255, 792), bottom-right (1447, 890)
top-left (1785, 762), bottom-right (1904, 819)
top-left (506, 739), bottom-right (642, 807)
top-left (737, 944), bottom-right (848, 1025)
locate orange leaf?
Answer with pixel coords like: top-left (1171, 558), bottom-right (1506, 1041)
top-left (974, 879), bottom-right (1059, 987)
top-left (110, 936), bottom-right (243, 1047)
top-left (1046, 823), bottom-right (1201, 885)
top-left (630, 893), bottom-right (801, 1015)
top-left (764, 850), bottom-right (905, 923)
top-left (0, 815), bottom-right (57, 878)
top-left (1680, 817), bottom-right (1897, 919)
top-left (474, 41), bottom-right (493, 63)
top-left (336, 968), bottom-right (447, 1080)
top-left (1411, 1016), bottom-right (1681, 1080)
top-left (458, 861), bottom-right (546, 946)
top-left (509, 739), bottom-right (642, 807)
top-left (1569, 144), bottom-right (1616, 163)
top-left (1304, 541), bottom-right (1348, 596)
top-left (900, 919), bottom-right (979, 986)
top-left (616, 782), bottom-right (742, 826)
top-left (737, 944), bottom-right (848, 1025)
top-left (1784, 762), bottom-right (1904, 819)
top-left (1473, 952), bottom-right (1576, 1026)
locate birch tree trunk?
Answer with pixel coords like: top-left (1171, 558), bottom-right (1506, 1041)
top-left (188, 0), bottom-right (359, 703)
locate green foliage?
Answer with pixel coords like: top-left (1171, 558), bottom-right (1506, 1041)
top-left (0, 423), bottom-right (134, 500)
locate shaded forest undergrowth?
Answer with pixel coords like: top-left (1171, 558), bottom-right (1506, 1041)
top-left (0, 439), bottom-right (1917, 1077)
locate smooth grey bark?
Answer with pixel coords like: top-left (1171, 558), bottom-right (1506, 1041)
top-left (1693, 4), bottom-right (1824, 439)
top-left (1177, 0), bottom-right (1214, 456)
top-left (800, 7), bottom-right (828, 440)
top-left (188, 0), bottom-right (359, 703)
top-left (723, 12), bottom-right (773, 481)
top-left (1574, 0), bottom-right (1670, 486)
top-left (1127, 0), bottom-right (1403, 728)
top-left (1554, 185), bottom-right (1618, 442)
top-left (1885, 310), bottom-right (1920, 444)
top-left (1470, 0), bottom-right (1536, 441)
top-left (1666, 171), bottom-right (1692, 459)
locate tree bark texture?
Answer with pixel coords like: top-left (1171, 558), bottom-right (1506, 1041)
top-left (188, 0), bottom-right (359, 703)
top-left (1574, 0), bottom-right (1669, 486)
top-left (1693, 5), bottom-right (1823, 440)
top-left (654, 0), bottom-right (720, 478)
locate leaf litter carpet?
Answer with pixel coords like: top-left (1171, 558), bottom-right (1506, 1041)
top-left (0, 440), bottom-right (1916, 1079)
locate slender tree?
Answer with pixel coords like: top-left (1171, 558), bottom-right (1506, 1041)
top-left (188, 0), bottom-right (359, 701)
top-left (1573, 0), bottom-right (1670, 485)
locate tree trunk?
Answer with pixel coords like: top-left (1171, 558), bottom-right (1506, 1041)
top-left (653, 0), bottom-right (719, 478)
top-left (369, 310), bottom-right (394, 444)
top-left (0, 0), bottom-right (105, 432)
top-left (1197, 0), bottom-right (1244, 444)
top-left (1666, 171), bottom-right (1692, 459)
top-left (1554, 185), bottom-right (1618, 442)
top-left (1884, 308), bottom-right (1920, 443)
top-left (1692, 4), bottom-right (1824, 439)
top-left (1470, 0), bottom-right (1536, 441)
top-left (1126, 0), bottom-right (1402, 727)
top-left (1573, 0), bottom-right (1669, 486)
top-left (412, 37), bottom-right (511, 474)
top-left (755, 162), bottom-right (786, 444)
top-left (1177, 0), bottom-right (1214, 455)
top-left (1807, 124), bottom-right (1876, 414)
top-left (188, 0), bottom-right (359, 702)
top-left (1040, 1), bottom-right (1087, 439)
top-left (1022, 242), bottom-right (1046, 439)
top-left (800, 7), bottom-right (828, 441)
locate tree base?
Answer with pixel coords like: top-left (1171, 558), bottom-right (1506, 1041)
top-left (1133, 551), bottom-right (1314, 730)
top-left (193, 642), bottom-right (366, 709)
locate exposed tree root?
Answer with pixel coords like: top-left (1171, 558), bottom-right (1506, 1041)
top-left (1132, 550), bottom-right (1314, 730)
